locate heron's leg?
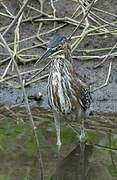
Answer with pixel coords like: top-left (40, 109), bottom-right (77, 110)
top-left (54, 114), bottom-right (61, 151)
top-left (79, 118), bottom-right (86, 143)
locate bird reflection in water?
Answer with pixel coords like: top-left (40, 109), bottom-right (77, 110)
top-left (51, 143), bottom-right (111, 180)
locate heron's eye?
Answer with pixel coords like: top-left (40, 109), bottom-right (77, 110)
top-left (57, 44), bottom-right (62, 49)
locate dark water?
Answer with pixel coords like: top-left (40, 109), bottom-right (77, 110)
top-left (0, 104), bottom-right (117, 180)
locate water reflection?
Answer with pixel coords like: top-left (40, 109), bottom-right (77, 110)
top-left (51, 143), bottom-right (113, 180)
top-left (0, 104), bottom-right (117, 179)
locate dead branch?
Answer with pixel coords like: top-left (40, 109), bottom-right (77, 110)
top-left (0, 32), bottom-right (44, 180)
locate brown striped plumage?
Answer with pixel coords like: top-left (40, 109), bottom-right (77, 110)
top-left (36, 36), bottom-right (91, 149)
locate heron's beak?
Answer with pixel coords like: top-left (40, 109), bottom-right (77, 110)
top-left (35, 48), bottom-right (52, 65)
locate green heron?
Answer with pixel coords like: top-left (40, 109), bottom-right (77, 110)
top-left (36, 36), bottom-right (91, 149)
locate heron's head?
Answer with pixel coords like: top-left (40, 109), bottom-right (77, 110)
top-left (35, 36), bottom-right (68, 64)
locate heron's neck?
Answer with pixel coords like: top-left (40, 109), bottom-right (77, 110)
top-left (63, 42), bottom-right (73, 63)
top-left (53, 49), bottom-right (72, 64)
top-left (64, 50), bottom-right (73, 64)
top-left (52, 53), bottom-right (73, 74)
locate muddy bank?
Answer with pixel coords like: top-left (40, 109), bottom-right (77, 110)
top-left (0, 59), bottom-right (117, 113)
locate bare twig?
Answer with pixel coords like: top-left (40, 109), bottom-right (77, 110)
top-left (17, 74), bottom-right (49, 88)
top-left (71, 0), bottom-right (90, 52)
top-left (94, 41), bottom-right (117, 69)
top-left (79, 0), bottom-right (89, 27)
top-left (0, 12), bottom-right (14, 19)
top-left (93, 7), bottom-right (117, 19)
top-left (90, 11), bottom-right (117, 28)
top-left (50, 0), bottom-right (57, 28)
top-left (1, 59), bottom-right (12, 78)
top-left (1, 2), bottom-right (15, 18)
top-left (68, 0), bottom-right (96, 40)
top-left (27, 5), bottom-right (53, 18)
top-left (0, 33), bottom-right (44, 180)
top-left (28, 59), bottom-right (52, 82)
top-left (72, 52), bottom-right (117, 60)
top-left (77, 46), bottom-right (117, 54)
top-left (0, 67), bottom-right (43, 83)
top-left (92, 61), bottom-right (112, 92)
top-left (2, 0), bottom-right (29, 36)
top-left (0, 42), bottom-right (4, 48)
top-left (12, 7), bottom-right (23, 70)
top-left (71, 4), bottom-right (81, 18)
top-left (78, 1), bottom-right (110, 33)
top-left (8, 23), bottom-right (66, 46)
top-left (37, 0), bottom-right (44, 36)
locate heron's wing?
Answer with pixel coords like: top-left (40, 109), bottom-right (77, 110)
top-left (74, 73), bottom-right (91, 110)
top-left (79, 88), bottom-right (91, 110)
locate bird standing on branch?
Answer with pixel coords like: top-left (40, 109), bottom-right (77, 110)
top-left (36, 36), bottom-right (91, 150)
